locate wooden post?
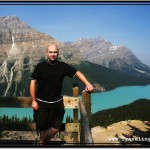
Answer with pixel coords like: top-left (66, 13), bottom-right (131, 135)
top-left (72, 83), bottom-right (79, 97)
top-left (79, 101), bottom-right (94, 145)
top-left (82, 90), bottom-right (92, 125)
top-left (80, 91), bottom-right (93, 145)
top-left (72, 83), bottom-right (79, 144)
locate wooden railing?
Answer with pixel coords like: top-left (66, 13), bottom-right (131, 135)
top-left (80, 91), bottom-right (94, 145)
top-left (0, 85), bottom-right (94, 146)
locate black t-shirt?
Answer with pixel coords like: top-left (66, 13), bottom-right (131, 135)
top-left (31, 60), bottom-right (77, 102)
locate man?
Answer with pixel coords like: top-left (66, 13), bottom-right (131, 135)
top-left (30, 44), bottom-right (94, 144)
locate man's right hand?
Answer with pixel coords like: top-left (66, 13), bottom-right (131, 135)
top-left (32, 100), bottom-right (39, 110)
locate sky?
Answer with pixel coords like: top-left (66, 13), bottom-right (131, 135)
top-left (0, 2), bottom-right (150, 67)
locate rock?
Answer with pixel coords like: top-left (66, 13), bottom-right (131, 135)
top-left (91, 120), bottom-right (150, 144)
top-left (0, 131), bottom-right (39, 141)
top-left (93, 83), bottom-right (106, 92)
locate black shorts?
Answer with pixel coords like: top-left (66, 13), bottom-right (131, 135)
top-left (33, 100), bottom-right (65, 130)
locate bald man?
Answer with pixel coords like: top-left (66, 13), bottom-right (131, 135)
top-left (30, 44), bottom-right (94, 144)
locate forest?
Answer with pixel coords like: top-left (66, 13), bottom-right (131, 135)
top-left (0, 113), bottom-right (73, 124)
top-left (91, 98), bottom-right (150, 128)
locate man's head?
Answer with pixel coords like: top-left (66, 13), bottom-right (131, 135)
top-left (46, 44), bottom-right (59, 62)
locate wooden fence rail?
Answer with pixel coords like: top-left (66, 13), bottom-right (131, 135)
top-left (0, 85), bottom-right (94, 146)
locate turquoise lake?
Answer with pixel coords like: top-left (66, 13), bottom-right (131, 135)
top-left (0, 85), bottom-right (150, 122)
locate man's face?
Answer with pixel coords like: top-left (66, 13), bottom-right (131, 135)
top-left (46, 46), bottom-right (59, 61)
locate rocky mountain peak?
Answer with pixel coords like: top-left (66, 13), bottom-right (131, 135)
top-left (0, 16), bottom-right (60, 45)
top-left (73, 36), bottom-right (112, 48)
top-left (0, 16), bottom-right (30, 29)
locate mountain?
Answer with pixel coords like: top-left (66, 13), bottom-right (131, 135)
top-left (0, 16), bottom-right (63, 96)
top-left (0, 16), bottom-right (150, 97)
top-left (60, 37), bottom-right (150, 78)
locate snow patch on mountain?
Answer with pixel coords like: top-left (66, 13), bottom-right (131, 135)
top-left (133, 68), bottom-right (146, 74)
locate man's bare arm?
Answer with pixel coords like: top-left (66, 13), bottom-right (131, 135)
top-left (30, 80), bottom-right (39, 110)
top-left (75, 71), bottom-right (94, 93)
